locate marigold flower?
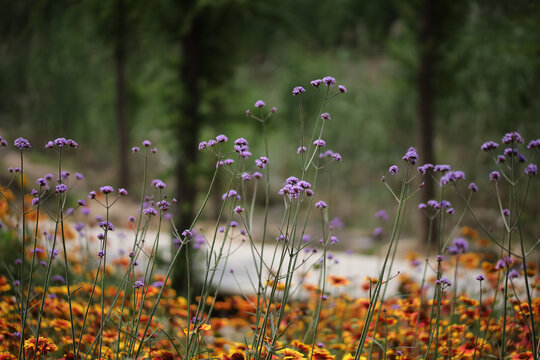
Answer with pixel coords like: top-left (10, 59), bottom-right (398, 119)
top-left (24, 337), bottom-right (58, 356)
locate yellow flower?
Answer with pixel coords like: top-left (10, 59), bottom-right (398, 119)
top-left (24, 337), bottom-right (58, 357)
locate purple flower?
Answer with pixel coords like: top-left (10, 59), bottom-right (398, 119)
top-left (495, 256), bottom-right (513, 270)
top-left (330, 236), bottom-right (339, 244)
top-left (527, 139), bottom-right (540, 149)
top-left (437, 255), bottom-right (445, 262)
top-left (502, 208), bottom-right (510, 217)
top-left (372, 227), bottom-right (383, 237)
top-left (496, 155), bottom-right (506, 163)
top-left (509, 269), bottom-right (520, 279)
top-left (133, 280), bottom-right (144, 289)
top-left (321, 112), bottom-right (331, 120)
top-left (501, 131), bottom-right (524, 144)
top-left (311, 79), bottom-right (322, 87)
top-left (480, 141), bottom-right (499, 151)
top-left (489, 171), bottom-right (500, 182)
top-left (468, 182), bottom-right (479, 192)
top-left (338, 85), bottom-right (347, 93)
top-left (331, 153), bottom-right (342, 162)
top-left (216, 134), bottom-right (228, 143)
top-left (14, 137), bottom-right (31, 150)
top-left (142, 140), bottom-right (152, 147)
top-left (388, 165), bottom-right (399, 175)
top-left (434, 164), bottom-right (451, 172)
top-left (198, 141), bottom-right (207, 150)
top-left (37, 178), bottom-right (47, 186)
top-left (374, 210), bottom-right (389, 221)
top-left (230, 221), bottom-right (238, 228)
top-left (504, 148), bottom-right (518, 157)
top-left (88, 191), bottom-right (96, 199)
top-left (427, 200), bottom-right (439, 209)
top-left (182, 229), bottom-right (192, 238)
top-left (118, 188), bottom-right (128, 196)
top-left (292, 86), bottom-right (306, 96)
top-left (153, 180), bottom-right (167, 189)
top-left (439, 171), bottom-right (465, 187)
top-left (55, 184), bottom-right (67, 194)
top-left (97, 250), bottom-right (105, 258)
top-left (525, 164), bottom-right (537, 176)
top-left (31, 198), bottom-right (39, 206)
top-left (476, 275), bottom-right (485, 281)
top-left (253, 172), bottom-right (263, 179)
top-left (143, 207), bottom-right (158, 216)
top-left (100, 186), bottom-right (114, 194)
top-left (313, 139), bottom-right (326, 147)
top-left (151, 148), bottom-right (157, 154)
top-left (435, 277), bottom-right (452, 287)
top-left (446, 208), bottom-right (455, 214)
top-left (98, 221), bottom-right (114, 231)
top-left (255, 156), bottom-right (269, 168)
top-left (315, 200), bottom-right (327, 209)
top-left (241, 172), bottom-right (252, 181)
top-left (51, 275), bottom-right (65, 283)
top-left (132, 146), bottom-right (140, 153)
top-left (448, 237), bottom-right (468, 255)
top-left (271, 106), bottom-right (277, 113)
top-left (75, 172), bottom-right (84, 180)
top-left (77, 199), bottom-right (86, 206)
top-left (234, 206), bottom-right (244, 214)
top-left (417, 163), bottom-right (433, 175)
top-left (222, 190), bottom-right (240, 200)
top-left (322, 76), bottom-right (336, 86)
top-left (402, 147), bottom-right (418, 165)
top-left (418, 203), bottom-right (427, 210)
top-left (157, 200), bottom-right (170, 211)
top-left (254, 100), bottom-right (266, 108)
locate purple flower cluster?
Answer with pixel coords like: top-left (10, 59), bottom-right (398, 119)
top-left (448, 237), bottom-right (468, 255)
top-left (152, 179), bottom-right (167, 189)
top-left (292, 86), bottom-right (306, 96)
top-left (45, 137), bottom-right (78, 150)
top-left (255, 156), bottom-right (269, 169)
top-left (402, 147), bottom-right (418, 165)
top-left (319, 149), bottom-right (342, 162)
top-left (417, 163), bottom-right (433, 174)
top-left (100, 186), bottom-right (114, 194)
top-left (278, 176), bottom-right (313, 199)
top-left (525, 164), bottom-right (537, 176)
top-left (232, 137), bottom-right (252, 159)
top-left (0, 136), bottom-right (7, 147)
top-left (143, 207), bottom-right (158, 216)
top-left (222, 190), bottom-right (241, 200)
top-left (133, 280), bottom-right (145, 289)
top-left (501, 131), bottom-right (524, 144)
top-left (14, 137), bottom-right (31, 150)
top-left (198, 134), bottom-right (229, 150)
top-left (254, 100), bottom-right (266, 108)
top-left (439, 170), bottom-right (465, 187)
top-left (481, 141), bottom-right (499, 151)
top-left (98, 221), bottom-right (114, 231)
top-left (55, 184), bottom-right (67, 194)
top-left (321, 112), bottom-right (331, 120)
top-left (528, 139), bottom-right (540, 149)
top-left (489, 171), bottom-right (500, 182)
top-left (315, 200), bottom-right (327, 209)
top-left (435, 277), bottom-right (452, 287)
top-left (313, 139), bottom-right (326, 147)
top-left (388, 165), bottom-right (399, 175)
top-left (434, 164), bottom-right (450, 172)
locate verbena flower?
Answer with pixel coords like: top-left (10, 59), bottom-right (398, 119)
top-left (448, 237), bottom-right (468, 255)
top-left (118, 188), bottom-right (128, 196)
top-left (55, 184), bottom-right (67, 193)
top-left (313, 139), bottom-right (326, 147)
top-left (321, 112), bottom-right (331, 120)
top-left (143, 207), bottom-right (158, 216)
top-left (322, 76), bottom-right (336, 86)
top-left (216, 134), bottom-right (228, 143)
top-left (439, 170), bottom-right (465, 187)
top-left (402, 147), bottom-right (418, 165)
top-left (315, 200), bottom-right (327, 209)
top-left (292, 86), bottom-right (306, 96)
top-left (142, 140), bottom-right (152, 147)
top-left (489, 171), bottom-right (500, 182)
top-left (254, 100), bottom-right (266, 108)
top-left (468, 182), bottom-right (479, 192)
top-left (480, 141), bottom-right (499, 151)
top-left (100, 186), bottom-right (114, 194)
top-left (311, 79), bottom-right (322, 87)
top-left (198, 141), bottom-right (207, 150)
top-left (133, 280), bottom-right (144, 289)
top-left (434, 164), bottom-right (450, 172)
top-left (338, 85), bottom-right (347, 93)
top-left (501, 131), bottom-right (524, 144)
top-left (527, 139), bottom-right (540, 149)
top-left (476, 274), bottom-right (485, 281)
top-left (417, 163), bottom-right (433, 174)
top-left (525, 164), bottom-right (537, 176)
top-left (14, 137), bottom-right (31, 150)
top-left (388, 165), bottom-right (399, 175)
top-left (297, 146), bottom-right (307, 154)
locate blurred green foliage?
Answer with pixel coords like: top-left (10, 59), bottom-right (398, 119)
top-left (1, 0), bottom-right (539, 234)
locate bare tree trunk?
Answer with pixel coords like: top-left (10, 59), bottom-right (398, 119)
top-left (172, 18), bottom-right (202, 294)
top-left (115, 0), bottom-right (129, 189)
top-left (418, 0), bottom-right (436, 245)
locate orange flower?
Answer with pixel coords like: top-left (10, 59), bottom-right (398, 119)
top-left (328, 275), bottom-right (349, 287)
top-left (279, 348), bottom-right (306, 360)
top-left (0, 353), bottom-right (17, 360)
top-left (511, 352), bottom-right (533, 360)
top-left (0, 276), bottom-right (11, 292)
top-left (24, 337), bottom-right (58, 357)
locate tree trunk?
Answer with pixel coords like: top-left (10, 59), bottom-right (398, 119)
top-left (418, 0), bottom-right (436, 245)
top-left (115, 0), bottom-right (129, 189)
top-left (172, 19), bottom-right (202, 294)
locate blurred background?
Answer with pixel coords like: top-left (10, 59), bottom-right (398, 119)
top-left (1, 0), bottom-right (539, 250)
